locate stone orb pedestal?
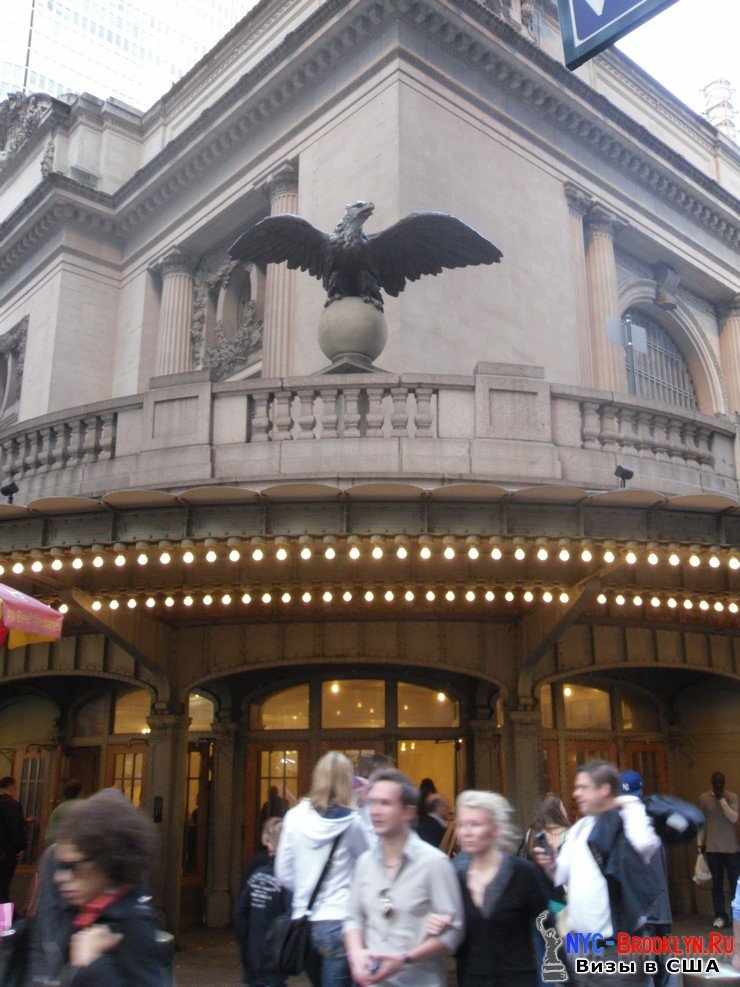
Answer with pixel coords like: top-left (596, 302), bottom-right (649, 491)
top-left (318, 297), bottom-right (388, 372)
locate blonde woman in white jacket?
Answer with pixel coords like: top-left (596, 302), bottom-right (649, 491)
top-left (275, 751), bottom-right (370, 987)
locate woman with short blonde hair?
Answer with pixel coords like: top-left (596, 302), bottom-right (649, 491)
top-left (275, 751), bottom-right (369, 987)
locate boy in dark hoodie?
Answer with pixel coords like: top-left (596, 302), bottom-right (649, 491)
top-left (235, 816), bottom-right (287, 987)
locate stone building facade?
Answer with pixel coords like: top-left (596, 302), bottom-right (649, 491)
top-left (0, 0), bottom-right (738, 933)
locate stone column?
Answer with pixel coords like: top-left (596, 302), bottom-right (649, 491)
top-left (509, 708), bottom-right (541, 828)
top-left (262, 162), bottom-right (299, 378)
top-left (564, 183), bottom-right (594, 387)
top-left (154, 247), bottom-right (194, 377)
top-left (719, 295), bottom-right (740, 413)
top-left (144, 708), bottom-right (191, 934)
top-left (470, 720), bottom-right (503, 792)
top-left (584, 205), bottom-right (628, 394)
top-left (206, 716), bottom-right (238, 927)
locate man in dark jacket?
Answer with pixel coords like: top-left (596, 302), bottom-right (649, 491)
top-left (417, 795), bottom-right (449, 848)
top-left (235, 816), bottom-right (287, 987)
top-left (0, 777), bottom-right (27, 903)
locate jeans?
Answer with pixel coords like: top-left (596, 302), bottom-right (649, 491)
top-left (706, 852), bottom-right (740, 922)
top-left (0, 861), bottom-right (17, 903)
top-left (307, 920), bottom-right (352, 987)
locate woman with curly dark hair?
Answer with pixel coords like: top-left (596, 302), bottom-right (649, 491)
top-left (31, 788), bottom-right (169, 986)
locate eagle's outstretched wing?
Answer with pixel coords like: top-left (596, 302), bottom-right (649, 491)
top-left (365, 212), bottom-right (502, 297)
top-left (229, 215), bottom-right (330, 280)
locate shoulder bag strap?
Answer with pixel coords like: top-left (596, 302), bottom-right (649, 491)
top-left (306, 832), bottom-right (343, 914)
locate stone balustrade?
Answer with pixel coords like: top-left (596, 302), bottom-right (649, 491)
top-left (0, 366), bottom-right (736, 503)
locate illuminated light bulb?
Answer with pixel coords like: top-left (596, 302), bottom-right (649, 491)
top-left (183, 550), bottom-right (195, 564)
top-left (206, 549), bottom-right (218, 563)
top-left (164, 596), bottom-right (175, 608)
top-left (371, 545), bottom-right (384, 560)
top-left (603, 549), bottom-right (616, 564)
top-left (262, 592), bottom-right (273, 605)
top-left (92, 555), bottom-right (104, 568)
top-left (709, 555), bottom-right (720, 569)
top-left (437, 692), bottom-right (446, 703)
top-left (615, 594), bottom-right (626, 606)
top-left (699, 599), bottom-right (710, 611)
top-left (683, 599), bottom-right (693, 611)
top-left (72, 557), bottom-right (83, 570)
top-left (296, 546), bottom-right (311, 562)
top-left (445, 589), bottom-right (456, 602)
top-left (563, 686), bottom-right (573, 697)
top-left (689, 554), bottom-right (701, 568)
top-left (202, 594), bottom-right (213, 606)
top-left (221, 593), bottom-right (232, 606)
top-left (419, 545), bottom-right (432, 561)
top-left (505, 591), bottom-right (514, 602)
top-left (330, 682), bottom-right (340, 695)
top-left (425, 589), bottom-right (436, 602)
top-left (302, 591), bottom-right (312, 604)
top-left (536, 547), bottom-right (549, 562)
top-left (667, 597), bottom-right (677, 609)
top-left (558, 547), bottom-right (570, 562)
top-left (714, 601), bottom-right (724, 612)
top-left (276, 547), bottom-right (288, 562)
top-left (51, 558), bottom-right (64, 572)
top-left (91, 600), bottom-right (102, 611)
top-left (625, 550), bottom-right (638, 566)
top-left (159, 551), bottom-right (171, 565)
top-left (137, 553), bottom-right (148, 566)
top-left (729, 556), bottom-right (740, 571)
top-left (647, 552), bottom-right (659, 566)
top-left (523, 590), bottom-right (534, 603)
top-left (229, 549), bottom-right (241, 563)
top-left (559, 591), bottom-right (570, 604)
top-left (146, 596), bottom-right (156, 608)
top-left (467, 546), bottom-right (480, 560)
top-left (514, 547), bottom-right (526, 561)
top-left (668, 552), bottom-right (680, 567)
top-left (183, 596), bottom-right (193, 607)
top-left (342, 590), bottom-right (353, 603)
top-left (632, 595), bottom-right (643, 607)
top-left (404, 589), bottom-right (415, 602)
top-left (580, 548), bottom-right (593, 563)
top-left (12, 562), bottom-right (24, 574)
top-left (384, 590), bottom-right (394, 602)
top-left (109, 599), bottom-right (119, 610)
top-left (241, 593), bottom-right (252, 605)
top-left (443, 545), bottom-right (456, 561)
top-left (491, 546), bottom-right (503, 561)
top-left (323, 590), bottom-right (333, 603)
top-left (0, 565), bottom-right (5, 576)
top-left (484, 590), bottom-right (495, 602)
top-left (324, 545), bottom-right (336, 560)
top-left (349, 545), bottom-right (361, 561)
top-left (31, 560), bottom-right (43, 573)
top-left (597, 593), bottom-right (607, 605)
top-left (252, 547), bottom-right (264, 562)
top-left (364, 590), bottom-right (375, 603)
top-left (396, 545), bottom-right (408, 560)
top-left (542, 590), bottom-right (553, 604)
top-left (58, 603), bottom-right (69, 614)
top-left (728, 602), bottom-right (738, 614)
top-left (650, 597), bottom-right (661, 608)
top-left (465, 590), bottom-right (476, 602)
top-left (114, 554), bottom-right (126, 567)
top-left (281, 592), bottom-right (291, 604)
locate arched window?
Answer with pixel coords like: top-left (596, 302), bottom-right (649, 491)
top-left (623, 309), bottom-right (697, 410)
top-left (113, 688), bottom-right (150, 734)
top-left (188, 692), bottom-right (215, 731)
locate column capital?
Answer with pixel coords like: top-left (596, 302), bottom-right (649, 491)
top-left (151, 246), bottom-right (194, 277)
top-left (718, 293), bottom-right (740, 325)
top-left (563, 181), bottom-right (593, 217)
top-left (147, 711), bottom-right (191, 735)
top-left (585, 203), bottom-right (626, 238)
top-left (263, 161), bottom-right (298, 204)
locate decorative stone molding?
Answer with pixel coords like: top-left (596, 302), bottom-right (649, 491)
top-left (585, 203), bottom-right (627, 239)
top-left (204, 300), bottom-right (263, 381)
top-left (653, 263), bottom-right (681, 311)
top-left (0, 92), bottom-right (55, 178)
top-left (563, 181), bottom-right (592, 217)
top-left (718, 293), bottom-right (740, 325)
top-left (151, 246), bottom-right (194, 278)
top-left (265, 160), bottom-right (299, 202)
top-left (0, 316), bottom-right (27, 423)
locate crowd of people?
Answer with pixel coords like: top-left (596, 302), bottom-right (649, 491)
top-left (0, 758), bottom-right (739, 986)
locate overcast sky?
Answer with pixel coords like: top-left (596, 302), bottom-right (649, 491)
top-left (616, 0), bottom-right (740, 122)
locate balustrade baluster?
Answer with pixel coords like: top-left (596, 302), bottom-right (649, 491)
top-left (81, 416), bottom-right (99, 463)
top-left (66, 420), bottom-right (83, 466)
top-left (250, 391), bottom-right (271, 442)
top-left (295, 389), bottom-right (316, 439)
top-left (37, 426), bottom-right (52, 473)
top-left (580, 401), bottom-right (601, 449)
top-left (650, 415), bottom-right (669, 462)
top-left (273, 390), bottom-right (293, 440)
top-left (342, 387), bottom-right (361, 438)
top-left (600, 404), bottom-right (619, 452)
top-left (696, 427), bottom-right (714, 468)
top-left (390, 387), bottom-right (410, 436)
top-left (24, 432), bottom-right (39, 474)
top-left (98, 413), bottom-right (115, 460)
top-left (666, 418), bottom-right (685, 463)
top-left (319, 388), bottom-right (339, 438)
top-left (365, 387), bottom-right (386, 436)
top-left (414, 386), bottom-right (434, 437)
top-left (619, 409), bottom-right (639, 456)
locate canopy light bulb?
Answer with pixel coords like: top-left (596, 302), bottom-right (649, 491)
top-left (625, 551), bottom-right (638, 565)
top-left (11, 561), bottom-right (24, 574)
top-left (615, 594), bottom-right (626, 606)
top-left (298, 546), bottom-right (311, 561)
top-left (728, 556), bottom-right (740, 571)
top-left (536, 547), bottom-right (549, 561)
top-left (559, 591), bottom-right (570, 604)
top-left (443, 546), bottom-right (456, 560)
top-left (419, 545), bottom-right (432, 561)
top-left (58, 603), bottom-right (69, 614)
top-left (437, 692), bottom-right (446, 703)
top-left (445, 590), bottom-right (456, 602)
top-left (202, 594), bottom-right (213, 606)
top-left (514, 547), bottom-right (526, 561)
top-left (597, 593), bottom-right (607, 605)
top-left (689, 554), bottom-right (701, 568)
top-left (699, 599), bottom-right (710, 611)
top-left (137, 553), bottom-right (148, 566)
top-left (302, 591), bottom-right (312, 604)
top-left (342, 590), bottom-right (353, 603)
top-left (580, 548), bottom-right (593, 563)
top-left (164, 596), bottom-right (174, 608)
top-left (384, 590), bottom-right (394, 602)
top-left (647, 552), bottom-right (659, 566)
top-left (349, 546), bottom-right (361, 560)
top-left (146, 597), bottom-right (156, 608)
top-left (206, 549), bottom-right (218, 563)
top-left (281, 592), bottom-right (291, 604)
top-left (683, 599), bottom-right (693, 610)
top-left (667, 597), bottom-right (677, 609)
top-left (603, 549), bottom-right (616, 564)
top-left (159, 551), bottom-right (171, 565)
top-left (708, 555), bottom-right (720, 569)
top-left (491, 547), bottom-right (503, 561)
top-left (51, 558), bottom-right (63, 571)
top-left (324, 545), bottom-right (336, 560)
top-left (241, 593), bottom-right (252, 605)
top-left (668, 553), bottom-right (680, 566)
top-left (276, 547), bottom-right (288, 562)
top-left (714, 601), bottom-right (724, 612)
top-left (109, 599), bottom-right (119, 610)
top-left (72, 558), bottom-right (83, 570)
top-left (467, 546), bottom-right (480, 560)
top-left (114, 554), bottom-right (126, 567)
top-left (31, 560), bottom-right (43, 573)
top-left (92, 555), bottom-right (104, 568)
top-left (323, 590), bottom-right (333, 603)
top-left (252, 547), bottom-right (264, 562)
top-left (505, 591), bottom-right (515, 603)
top-left (485, 590), bottom-right (495, 602)
top-left (221, 594), bottom-right (232, 606)
top-left (728, 602), bottom-right (738, 614)
top-left (365, 590), bottom-right (375, 603)
top-left (404, 590), bottom-right (415, 602)
top-left (425, 589), bottom-right (436, 602)
top-left (261, 592), bottom-right (272, 605)
top-left (91, 600), bottom-right (102, 611)
top-left (650, 597), bottom-right (661, 608)
top-left (465, 590), bottom-right (476, 602)
top-left (523, 590), bottom-right (534, 603)
top-left (127, 598), bottom-right (137, 609)
top-left (396, 545), bottom-right (408, 560)
top-left (632, 595), bottom-right (643, 606)
top-left (558, 548), bottom-right (570, 562)
top-left (372, 546), bottom-right (384, 560)
top-left (229, 549), bottom-right (241, 563)
top-left (183, 596), bottom-right (193, 607)
top-left (183, 550), bottom-right (195, 564)
top-left (542, 590), bottom-right (553, 604)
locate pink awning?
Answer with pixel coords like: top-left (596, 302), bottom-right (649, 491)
top-left (0, 583), bottom-right (64, 650)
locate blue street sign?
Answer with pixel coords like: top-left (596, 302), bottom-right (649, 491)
top-left (557, 0), bottom-right (679, 70)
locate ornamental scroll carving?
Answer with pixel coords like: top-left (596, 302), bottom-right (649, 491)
top-left (0, 92), bottom-right (54, 177)
top-left (0, 317), bottom-right (28, 423)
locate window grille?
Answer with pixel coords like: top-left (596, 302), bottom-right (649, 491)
top-left (623, 310), bottom-right (697, 410)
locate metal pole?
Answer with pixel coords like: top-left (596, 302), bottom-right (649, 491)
top-left (22, 0), bottom-right (37, 95)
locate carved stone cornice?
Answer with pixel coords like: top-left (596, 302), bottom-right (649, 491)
top-left (563, 181), bottom-right (593, 217)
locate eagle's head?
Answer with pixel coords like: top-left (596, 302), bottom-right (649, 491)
top-left (334, 201), bottom-right (374, 240)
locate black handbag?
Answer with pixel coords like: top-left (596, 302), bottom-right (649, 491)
top-left (267, 832), bottom-right (343, 976)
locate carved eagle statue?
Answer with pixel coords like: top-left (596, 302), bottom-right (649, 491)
top-left (229, 201), bottom-right (502, 311)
